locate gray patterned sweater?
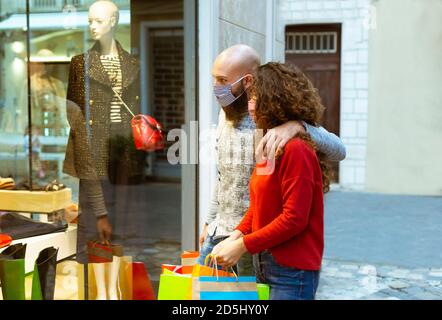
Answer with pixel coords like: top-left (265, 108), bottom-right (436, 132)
top-left (206, 110), bottom-right (346, 239)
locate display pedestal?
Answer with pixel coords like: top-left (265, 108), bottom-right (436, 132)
top-left (0, 188), bottom-right (72, 213)
top-left (8, 225), bottom-right (77, 274)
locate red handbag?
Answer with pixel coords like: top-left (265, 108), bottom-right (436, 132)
top-left (111, 87), bottom-right (165, 152)
top-left (131, 115), bottom-right (165, 151)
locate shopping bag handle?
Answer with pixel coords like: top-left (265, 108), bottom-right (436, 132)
top-left (204, 253), bottom-right (215, 267)
top-left (206, 254), bottom-right (238, 282)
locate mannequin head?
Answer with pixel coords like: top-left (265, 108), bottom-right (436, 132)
top-left (88, 1), bottom-right (119, 43)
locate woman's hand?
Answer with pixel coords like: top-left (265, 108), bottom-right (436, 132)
top-left (256, 120), bottom-right (306, 161)
top-left (211, 230), bottom-right (244, 255)
top-left (215, 238), bottom-right (248, 268)
top-left (211, 237), bottom-right (232, 255)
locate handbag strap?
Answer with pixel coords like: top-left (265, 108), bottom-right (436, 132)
top-left (110, 86), bottom-right (135, 118)
top-left (111, 86), bottom-right (162, 133)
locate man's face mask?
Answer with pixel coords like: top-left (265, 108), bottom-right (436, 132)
top-left (213, 75), bottom-right (247, 107)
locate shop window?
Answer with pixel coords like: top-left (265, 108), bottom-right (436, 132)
top-left (0, 0), bottom-right (131, 188)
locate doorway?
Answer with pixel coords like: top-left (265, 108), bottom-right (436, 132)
top-left (285, 23), bottom-right (342, 182)
top-left (140, 22), bottom-right (184, 179)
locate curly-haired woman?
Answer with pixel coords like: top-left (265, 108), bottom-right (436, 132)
top-left (212, 62), bottom-right (331, 300)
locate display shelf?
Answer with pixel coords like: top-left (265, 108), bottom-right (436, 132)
top-left (0, 186), bottom-right (78, 300)
top-left (0, 188), bottom-right (71, 213)
top-left (9, 224), bottom-right (77, 274)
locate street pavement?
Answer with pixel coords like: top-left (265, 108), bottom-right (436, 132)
top-left (317, 258), bottom-right (442, 300)
top-left (318, 189), bottom-right (442, 299)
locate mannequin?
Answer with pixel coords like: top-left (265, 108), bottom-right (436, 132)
top-left (64, 0), bottom-right (144, 300)
top-left (94, 255), bottom-right (122, 300)
top-left (93, 256), bottom-right (121, 300)
top-left (88, 0), bottom-right (121, 301)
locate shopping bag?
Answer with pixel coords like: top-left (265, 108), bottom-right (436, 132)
top-left (162, 264), bottom-right (184, 274)
top-left (192, 254), bottom-right (259, 300)
top-left (120, 258), bottom-right (133, 300)
top-left (77, 256), bottom-right (133, 300)
top-left (86, 240), bottom-right (123, 263)
top-left (163, 268), bottom-right (178, 275)
top-left (0, 243), bottom-right (27, 300)
top-left (132, 262), bottom-right (156, 300)
top-left (192, 276), bottom-right (259, 300)
top-left (257, 283), bottom-right (270, 300)
top-left (181, 251), bottom-right (199, 274)
top-left (192, 254), bottom-right (235, 278)
top-left (31, 247), bottom-right (58, 300)
top-left (158, 272), bottom-right (192, 300)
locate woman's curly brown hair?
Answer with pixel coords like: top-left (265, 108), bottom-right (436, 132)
top-left (253, 62), bottom-right (331, 193)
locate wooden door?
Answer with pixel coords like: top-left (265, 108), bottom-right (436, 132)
top-left (285, 24), bottom-right (341, 182)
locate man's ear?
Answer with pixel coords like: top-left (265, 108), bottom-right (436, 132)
top-left (243, 74), bottom-right (254, 90)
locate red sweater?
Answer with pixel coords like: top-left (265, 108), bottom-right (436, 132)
top-left (236, 138), bottom-right (324, 271)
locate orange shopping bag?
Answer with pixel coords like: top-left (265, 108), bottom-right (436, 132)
top-left (192, 254), bottom-right (235, 278)
top-left (181, 251), bottom-right (199, 274)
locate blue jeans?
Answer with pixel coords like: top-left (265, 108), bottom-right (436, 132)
top-left (198, 234), bottom-right (254, 276)
top-left (253, 250), bottom-right (320, 300)
top-left (198, 234), bottom-right (227, 267)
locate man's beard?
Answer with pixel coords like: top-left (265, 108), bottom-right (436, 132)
top-left (222, 90), bottom-right (249, 127)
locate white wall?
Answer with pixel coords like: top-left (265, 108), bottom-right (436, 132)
top-left (365, 0), bottom-right (442, 196)
top-left (278, 0), bottom-right (370, 190)
top-left (218, 0), bottom-right (267, 58)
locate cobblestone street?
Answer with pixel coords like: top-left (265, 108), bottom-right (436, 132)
top-left (316, 189), bottom-right (442, 299)
top-left (317, 259), bottom-right (442, 300)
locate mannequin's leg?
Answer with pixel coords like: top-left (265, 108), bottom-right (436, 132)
top-left (92, 263), bottom-right (107, 300)
top-left (84, 264), bottom-right (89, 300)
top-left (107, 256), bottom-right (121, 300)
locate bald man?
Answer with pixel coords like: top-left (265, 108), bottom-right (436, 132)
top-left (198, 44), bottom-right (346, 275)
top-left (211, 44), bottom-right (261, 127)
